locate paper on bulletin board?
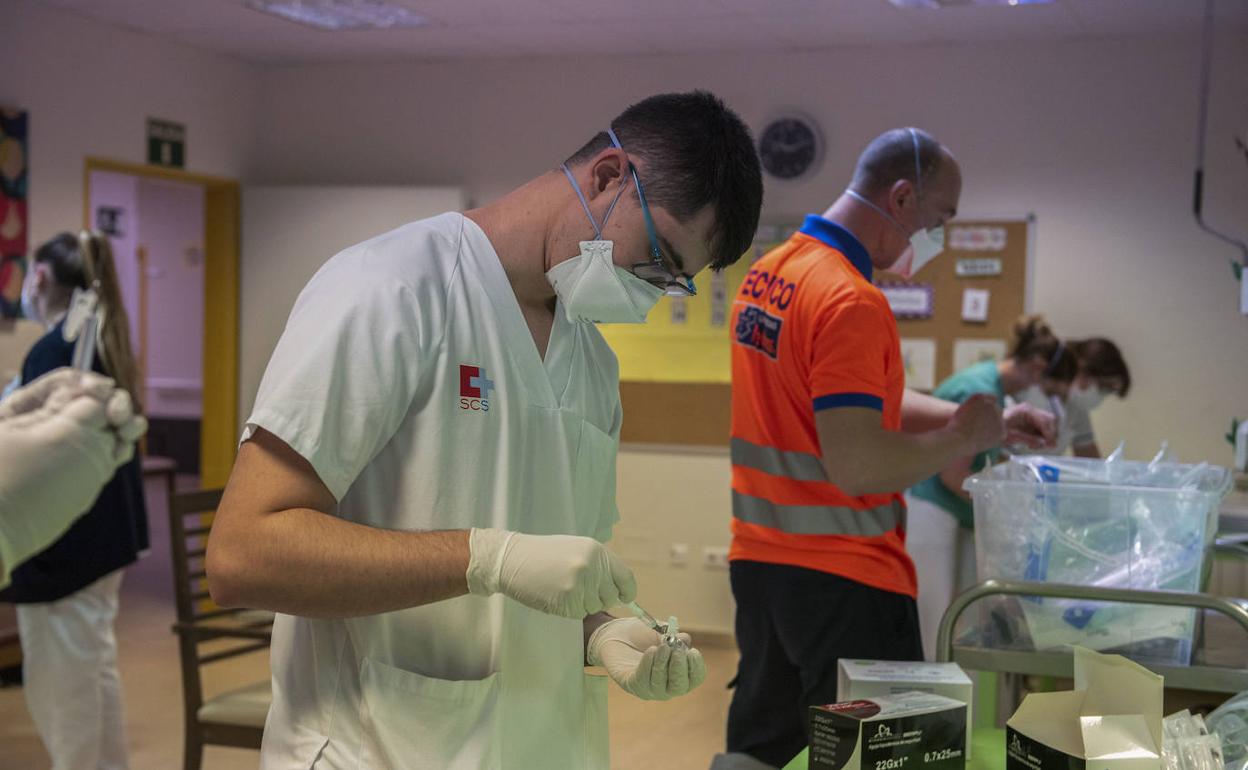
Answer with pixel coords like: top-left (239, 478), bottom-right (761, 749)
top-left (900, 338), bottom-right (937, 390)
top-left (952, 338), bottom-right (1007, 373)
top-left (961, 288), bottom-right (990, 323)
top-left (598, 224), bottom-right (800, 383)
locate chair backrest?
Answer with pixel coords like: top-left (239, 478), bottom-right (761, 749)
top-left (168, 489), bottom-right (223, 626)
top-left (167, 489), bottom-right (273, 714)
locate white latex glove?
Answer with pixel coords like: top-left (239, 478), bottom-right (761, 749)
top-left (0, 368), bottom-right (113, 420)
top-left (586, 617), bottom-right (707, 701)
top-left (0, 394), bottom-right (120, 586)
top-left (0, 368), bottom-right (147, 462)
top-left (1003, 401), bottom-right (1058, 449)
top-left (466, 528), bottom-right (638, 619)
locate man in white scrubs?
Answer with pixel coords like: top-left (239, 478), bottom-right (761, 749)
top-left (207, 91), bottom-right (764, 769)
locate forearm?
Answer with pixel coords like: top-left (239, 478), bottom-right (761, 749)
top-left (900, 389), bottom-right (957, 433)
top-left (584, 611), bottom-right (615, 664)
top-left (208, 509), bottom-right (470, 619)
top-left (826, 426), bottom-right (971, 496)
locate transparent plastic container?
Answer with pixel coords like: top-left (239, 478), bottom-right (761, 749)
top-left (963, 455), bottom-right (1232, 666)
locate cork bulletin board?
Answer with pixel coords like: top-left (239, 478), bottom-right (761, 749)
top-left (615, 217), bottom-right (1033, 447)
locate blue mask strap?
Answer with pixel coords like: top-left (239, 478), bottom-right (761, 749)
top-left (561, 163), bottom-right (602, 240)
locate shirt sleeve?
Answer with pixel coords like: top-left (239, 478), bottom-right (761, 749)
top-left (809, 298), bottom-right (893, 412)
top-left (244, 250), bottom-right (445, 501)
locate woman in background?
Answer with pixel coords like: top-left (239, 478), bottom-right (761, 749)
top-left (905, 315), bottom-right (1077, 660)
top-left (1011, 337), bottom-right (1131, 458)
top-left (6, 230), bottom-right (149, 770)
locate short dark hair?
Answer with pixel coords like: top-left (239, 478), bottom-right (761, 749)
top-left (1071, 337), bottom-right (1132, 397)
top-left (566, 90), bottom-right (762, 271)
top-left (850, 127), bottom-right (944, 198)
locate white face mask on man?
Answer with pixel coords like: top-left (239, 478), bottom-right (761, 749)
top-left (546, 150), bottom-right (664, 324)
top-left (845, 127), bottom-right (945, 280)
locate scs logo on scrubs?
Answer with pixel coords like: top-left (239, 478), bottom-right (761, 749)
top-left (459, 364), bottom-right (495, 412)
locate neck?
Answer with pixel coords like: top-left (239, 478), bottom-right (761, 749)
top-left (464, 171), bottom-right (570, 313)
top-left (997, 359), bottom-right (1032, 396)
top-left (822, 194), bottom-right (892, 270)
top-left (42, 301), bottom-right (68, 330)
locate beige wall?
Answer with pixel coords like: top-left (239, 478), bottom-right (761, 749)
top-left (253, 35), bottom-right (1248, 631)
top-left (0, 0), bottom-right (259, 248)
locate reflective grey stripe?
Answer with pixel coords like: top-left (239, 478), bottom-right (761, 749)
top-left (732, 491), bottom-right (902, 537)
top-left (730, 437), bottom-right (827, 482)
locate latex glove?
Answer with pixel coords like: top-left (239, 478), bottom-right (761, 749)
top-left (586, 617), bottom-right (707, 701)
top-left (466, 528), bottom-right (638, 619)
top-left (0, 368), bottom-right (148, 464)
top-left (0, 394), bottom-right (119, 586)
top-left (1003, 401), bottom-right (1057, 449)
top-left (0, 368), bottom-right (114, 420)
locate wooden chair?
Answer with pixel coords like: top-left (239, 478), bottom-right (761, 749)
top-left (168, 488), bottom-right (273, 770)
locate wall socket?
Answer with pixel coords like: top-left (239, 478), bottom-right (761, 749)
top-left (670, 543), bottom-right (689, 567)
top-left (702, 546), bottom-right (730, 570)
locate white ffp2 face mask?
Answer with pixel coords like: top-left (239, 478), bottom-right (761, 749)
top-left (547, 240), bottom-right (663, 324)
top-left (548, 156), bottom-right (664, 324)
top-left (20, 268), bottom-right (42, 325)
top-left (1067, 384), bottom-right (1109, 412)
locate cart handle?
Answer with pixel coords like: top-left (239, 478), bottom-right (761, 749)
top-left (936, 579), bottom-right (1248, 663)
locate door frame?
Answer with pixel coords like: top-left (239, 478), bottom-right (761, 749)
top-left (84, 157), bottom-right (240, 488)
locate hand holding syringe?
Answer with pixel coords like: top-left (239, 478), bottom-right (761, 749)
top-left (626, 600), bottom-right (689, 650)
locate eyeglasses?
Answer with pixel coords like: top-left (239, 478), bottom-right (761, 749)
top-left (623, 164), bottom-right (697, 297)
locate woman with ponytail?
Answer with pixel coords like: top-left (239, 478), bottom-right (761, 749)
top-left (904, 314), bottom-right (1077, 660)
top-left (8, 230), bottom-right (148, 769)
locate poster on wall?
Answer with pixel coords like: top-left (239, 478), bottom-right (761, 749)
top-left (899, 338), bottom-right (937, 391)
top-left (0, 108), bottom-right (29, 320)
top-left (952, 338), bottom-right (1007, 374)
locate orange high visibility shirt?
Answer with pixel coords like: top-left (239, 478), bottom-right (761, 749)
top-left (729, 215), bottom-right (916, 598)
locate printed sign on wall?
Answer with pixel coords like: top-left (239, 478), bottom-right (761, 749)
top-left (948, 226), bottom-right (1007, 252)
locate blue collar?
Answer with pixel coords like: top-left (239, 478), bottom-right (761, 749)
top-left (799, 214), bottom-right (873, 281)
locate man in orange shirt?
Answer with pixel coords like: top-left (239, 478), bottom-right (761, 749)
top-left (713, 128), bottom-right (1054, 770)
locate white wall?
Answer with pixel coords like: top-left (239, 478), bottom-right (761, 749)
top-left (0, 0), bottom-right (258, 250)
top-left (239, 186), bottom-right (465, 424)
top-left (251, 35), bottom-right (1248, 633)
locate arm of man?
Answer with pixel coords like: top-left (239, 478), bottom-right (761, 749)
top-left (900, 389), bottom-right (958, 433)
top-left (937, 452), bottom-right (977, 502)
top-left (207, 428), bottom-right (471, 618)
top-left (816, 395), bottom-right (1002, 497)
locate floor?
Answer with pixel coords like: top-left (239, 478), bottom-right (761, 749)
top-left (0, 475), bottom-right (741, 770)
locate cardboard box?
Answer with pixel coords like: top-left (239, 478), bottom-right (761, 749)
top-left (809, 691), bottom-right (967, 770)
top-left (838, 660), bottom-right (974, 743)
top-left (1006, 647), bottom-right (1163, 770)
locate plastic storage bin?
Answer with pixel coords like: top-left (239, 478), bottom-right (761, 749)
top-left (964, 455), bottom-right (1232, 666)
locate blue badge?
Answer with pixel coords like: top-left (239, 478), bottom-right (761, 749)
top-left (735, 305), bottom-right (783, 359)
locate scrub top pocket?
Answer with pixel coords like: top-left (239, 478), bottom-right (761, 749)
top-left (359, 657), bottom-right (502, 770)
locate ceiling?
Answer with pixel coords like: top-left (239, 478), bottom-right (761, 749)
top-left (27, 0), bottom-right (1248, 65)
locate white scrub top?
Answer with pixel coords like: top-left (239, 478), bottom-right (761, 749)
top-left (1009, 385), bottom-right (1096, 455)
top-left (245, 213), bottom-right (622, 770)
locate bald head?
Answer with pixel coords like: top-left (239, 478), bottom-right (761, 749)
top-left (850, 127), bottom-right (957, 199)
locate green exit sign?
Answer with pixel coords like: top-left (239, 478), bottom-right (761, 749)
top-left (147, 118), bottom-right (185, 168)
